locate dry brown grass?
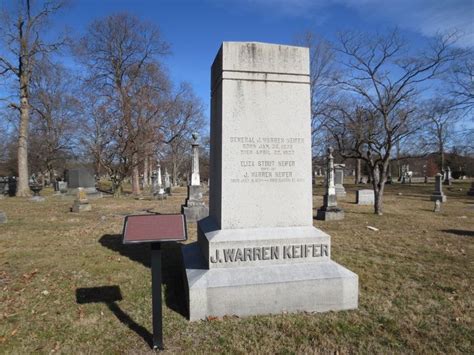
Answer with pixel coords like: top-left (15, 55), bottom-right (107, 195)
top-left (0, 181), bottom-right (473, 354)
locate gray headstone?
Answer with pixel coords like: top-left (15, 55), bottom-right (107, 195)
top-left (0, 211), bottom-right (7, 224)
top-left (66, 169), bottom-right (95, 189)
top-left (182, 42), bottom-right (357, 320)
top-left (356, 189), bottom-right (375, 205)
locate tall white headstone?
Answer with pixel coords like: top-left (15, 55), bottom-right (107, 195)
top-left (182, 42), bottom-right (358, 320)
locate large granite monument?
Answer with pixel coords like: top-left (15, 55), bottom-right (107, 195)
top-left (182, 42), bottom-right (358, 320)
top-left (181, 133), bottom-right (209, 222)
top-left (66, 168), bottom-right (97, 195)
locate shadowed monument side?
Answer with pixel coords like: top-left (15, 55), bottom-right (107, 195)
top-left (181, 41), bottom-right (358, 320)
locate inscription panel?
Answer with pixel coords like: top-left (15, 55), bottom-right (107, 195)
top-left (229, 136), bottom-right (305, 184)
top-left (209, 243), bottom-right (329, 267)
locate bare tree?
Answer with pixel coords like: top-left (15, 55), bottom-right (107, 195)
top-left (324, 29), bottom-right (463, 215)
top-left (159, 83), bottom-right (206, 185)
top-left (295, 32), bottom-right (337, 157)
top-left (76, 13), bottom-right (169, 196)
top-left (449, 56), bottom-right (474, 112)
top-left (418, 97), bottom-right (465, 171)
top-left (28, 56), bottom-right (81, 182)
top-left (0, 0), bottom-right (65, 196)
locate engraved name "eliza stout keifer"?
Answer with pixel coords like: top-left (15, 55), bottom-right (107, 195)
top-left (210, 244), bottom-right (329, 264)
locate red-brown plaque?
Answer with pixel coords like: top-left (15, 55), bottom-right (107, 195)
top-left (122, 214), bottom-right (187, 244)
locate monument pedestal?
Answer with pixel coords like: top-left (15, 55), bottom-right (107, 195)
top-left (182, 217), bottom-right (358, 320)
top-left (315, 207), bottom-right (345, 221)
top-left (316, 193), bottom-right (344, 221)
top-left (430, 193), bottom-right (447, 202)
top-left (72, 199), bottom-right (92, 212)
top-left (335, 187), bottom-right (346, 198)
top-left (182, 185), bottom-right (209, 222)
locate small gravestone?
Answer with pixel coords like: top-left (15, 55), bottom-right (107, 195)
top-left (334, 164), bottom-right (346, 197)
top-left (71, 188), bottom-right (92, 212)
top-left (356, 189), bottom-right (375, 205)
top-left (58, 181), bottom-right (68, 193)
top-left (0, 211), bottom-right (7, 224)
top-left (316, 148), bottom-right (344, 220)
top-left (433, 200), bottom-right (441, 212)
top-left (182, 42), bottom-right (357, 320)
top-left (468, 182), bottom-right (474, 196)
top-left (431, 173), bottom-right (447, 202)
top-left (181, 133), bottom-right (209, 222)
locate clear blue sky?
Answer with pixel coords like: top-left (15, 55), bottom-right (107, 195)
top-left (2, 0), bottom-right (473, 119)
top-left (49, 0), bottom-right (472, 118)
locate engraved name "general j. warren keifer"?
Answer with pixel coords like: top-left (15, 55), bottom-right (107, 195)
top-left (210, 244), bottom-right (329, 264)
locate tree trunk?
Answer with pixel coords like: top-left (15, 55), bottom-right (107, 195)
top-left (16, 78), bottom-right (31, 197)
top-left (371, 161), bottom-right (389, 215)
top-left (113, 180), bottom-right (122, 198)
top-left (172, 159), bottom-right (178, 186)
top-left (439, 141), bottom-right (445, 171)
top-left (131, 153), bottom-right (140, 196)
top-left (143, 156), bottom-right (149, 188)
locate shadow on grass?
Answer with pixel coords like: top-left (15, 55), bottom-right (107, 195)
top-left (441, 229), bottom-right (474, 237)
top-left (98, 234), bottom-right (187, 318)
top-left (76, 286), bottom-right (153, 348)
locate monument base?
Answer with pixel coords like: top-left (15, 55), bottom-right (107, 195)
top-left (335, 187), bottom-right (346, 198)
top-left (68, 188), bottom-right (102, 198)
top-left (430, 194), bottom-right (447, 202)
top-left (72, 201), bottom-right (92, 212)
top-left (182, 205), bottom-right (209, 222)
top-left (30, 196), bottom-right (45, 202)
top-left (182, 243), bottom-right (358, 320)
top-left (154, 193), bottom-right (167, 200)
top-left (315, 208), bottom-right (344, 221)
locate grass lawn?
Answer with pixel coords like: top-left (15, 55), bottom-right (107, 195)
top-left (1, 181), bottom-right (473, 353)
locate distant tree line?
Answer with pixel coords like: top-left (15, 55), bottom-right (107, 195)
top-left (299, 29), bottom-right (473, 215)
top-left (0, 1), bottom-right (472, 214)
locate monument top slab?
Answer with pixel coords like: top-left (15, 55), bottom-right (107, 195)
top-left (212, 42), bottom-right (310, 88)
